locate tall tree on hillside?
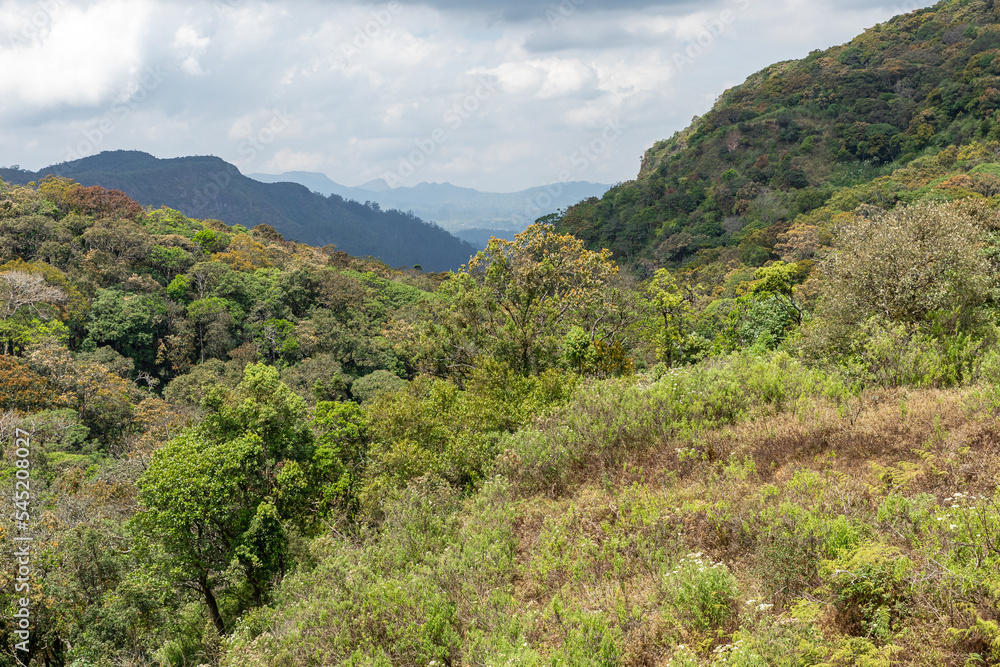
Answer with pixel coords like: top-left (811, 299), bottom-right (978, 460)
top-left (0, 269), bottom-right (67, 354)
top-left (134, 364), bottom-right (315, 633)
top-left (462, 223), bottom-right (621, 374)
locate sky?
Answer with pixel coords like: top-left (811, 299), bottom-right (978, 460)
top-left (0, 0), bottom-right (937, 192)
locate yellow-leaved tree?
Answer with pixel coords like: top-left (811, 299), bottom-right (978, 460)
top-left (392, 223), bottom-right (639, 377)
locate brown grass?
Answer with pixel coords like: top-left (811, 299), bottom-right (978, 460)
top-left (501, 384), bottom-right (1000, 665)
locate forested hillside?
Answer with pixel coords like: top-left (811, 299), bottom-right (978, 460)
top-left (7, 0), bottom-right (1000, 665)
top-left (0, 151), bottom-right (477, 272)
top-left (558, 0), bottom-right (1000, 272)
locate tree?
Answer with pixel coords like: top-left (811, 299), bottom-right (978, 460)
top-left (85, 288), bottom-right (166, 373)
top-left (27, 340), bottom-right (136, 445)
top-left (309, 401), bottom-right (370, 518)
top-left (718, 261), bottom-right (808, 351)
top-left (135, 430), bottom-right (276, 633)
top-left (818, 201), bottom-right (995, 339)
top-left (193, 228), bottom-right (230, 254)
top-left (646, 268), bottom-right (693, 366)
top-left (460, 223), bottom-right (620, 374)
top-left (247, 317), bottom-right (297, 365)
top-left (146, 243), bottom-right (197, 282)
top-left (134, 364), bottom-right (314, 634)
top-left (0, 270), bottom-right (67, 354)
top-left (65, 184), bottom-right (143, 220)
top-left (186, 297), bottom-right (235, 363)
top-left (0, 355), bottom-right (62, 411)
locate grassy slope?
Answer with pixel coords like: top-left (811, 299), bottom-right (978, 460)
top-left (226, 354), bottom-right (1000, 666)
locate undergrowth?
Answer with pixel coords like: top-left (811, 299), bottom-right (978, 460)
top-left (225, 351), bottom-right (1000, 666)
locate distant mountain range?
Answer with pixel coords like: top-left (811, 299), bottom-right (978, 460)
top-left (0, 151), bottom-right (477, 271)
top-left (247, 171), bottom-right (613, 246)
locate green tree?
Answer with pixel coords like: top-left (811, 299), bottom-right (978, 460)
top-left (310, 401), bottom-right (370, 518)
top-left (186, 297), bottom-right (235, 363)
top-left (85, 288), bottom-right (166, 373)
top-left (646, 268), bottom-right (693, 366)
top-left (460, 223), bottom-right (620, 374)
top-left (718, 262), bottom-right (807, 351)
top-left (134, 364), bottom-right (313, 634)
top-left (135, 430), bottom-right (276, 633)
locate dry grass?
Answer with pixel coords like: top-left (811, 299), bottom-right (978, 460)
top-left (499, 383), bottom-right (1000, 665)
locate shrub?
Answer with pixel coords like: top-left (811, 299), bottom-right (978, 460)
top-left (815, 201), bottom-right (996, 351)
top-left (821, 543), bottom-right (914, 642)
top-left (501, 352), bottom-right (848, 496)
top-left (661, 552), bottom-right (739, 633)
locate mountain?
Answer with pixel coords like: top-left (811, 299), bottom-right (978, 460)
top-left (556, 0), bottom-right (1000, 270)
top-left (0, 151), bottom-right (477, 271)
top-left (248, 171), bottom-right (612, 239)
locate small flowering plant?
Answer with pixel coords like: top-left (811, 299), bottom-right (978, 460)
top-left (935, 490), bottom-right (1000, 569)
top-left (662, 552), bottom-right (740, 632)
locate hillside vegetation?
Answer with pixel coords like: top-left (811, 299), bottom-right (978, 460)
top-left (3, 164), bottom-right (1000, 666)
top-left (5, 0), bottom-right (1000, 666)
top-left (558, 0), bottom-right (1000, 272)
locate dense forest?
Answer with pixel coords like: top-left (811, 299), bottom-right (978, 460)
top-left (7, 0), bottom-right (1000, 665)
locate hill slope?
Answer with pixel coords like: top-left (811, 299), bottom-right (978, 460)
top-left (0, 151), bottom-right (477, 271)
top-left (557, 0), bottom-right (1000, 269)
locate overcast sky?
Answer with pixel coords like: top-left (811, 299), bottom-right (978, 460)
top-left (0, 0), bottom-right (935, 192)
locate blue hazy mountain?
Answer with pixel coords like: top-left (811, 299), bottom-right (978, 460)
top-left (248, 171), bottom-right (613, 247)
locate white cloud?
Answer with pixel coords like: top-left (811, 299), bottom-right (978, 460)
top-left (266, 147), bottom-right (326, 173)
top-left (173, 24), bottom-right (210, 76)
top-left (0, 0), bottom-right (938, 191)
top-left (0, 0), bottom-right (153, 112)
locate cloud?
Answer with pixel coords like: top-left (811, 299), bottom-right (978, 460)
top-left (174, 24), bottom-right (210, 76)
top-left (266, 147), bottom-right (326, 173)
top-left (0, 0), bottom-right (938, 192)
top-left (0, 0), bottom-right (154, 113)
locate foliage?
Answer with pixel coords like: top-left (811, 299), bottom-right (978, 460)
top-left (820, 201), bottom-right (994, 329)
top-left (661, 552), bottom-right (739, 633)
top-left (350, 369), bottom-right (407, 403)
top-left (12, 7), bottom-right (1000, 663)
top-left (2, 150), bottom-right (477, 271)
top-left (134, 364), bottom-right (313, 634)
top-left (460, 222), bottom-right (623, 374)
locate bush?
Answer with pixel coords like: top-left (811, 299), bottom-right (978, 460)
top-left (500, 352), bottom-right (848, 496)
top-left (661, 552), bottom-right (739, 633)
top-left (816, 201), bottom-right (995, 346)
top-left (822, 543), bottom-right (914, 642)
